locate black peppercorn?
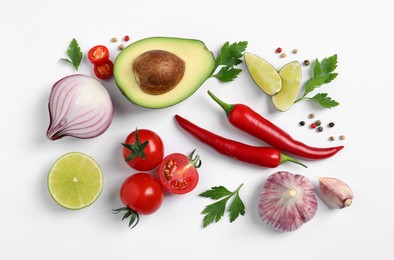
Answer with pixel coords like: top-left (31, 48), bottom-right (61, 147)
top-left (299, 121), bottom-right (305, 126)
top-left (328, 122), bottom-right (335, 127)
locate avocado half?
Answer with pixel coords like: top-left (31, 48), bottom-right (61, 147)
top-left (114, 37), bottom-right (216, 109)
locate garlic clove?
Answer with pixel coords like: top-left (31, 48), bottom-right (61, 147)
top-left (318, 177), bottom-right (354, 209)
top-left (258, 171), bottom-right (318, 232)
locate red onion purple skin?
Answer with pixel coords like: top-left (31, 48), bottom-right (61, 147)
top-left (46, 74), bottom-right (114, 140)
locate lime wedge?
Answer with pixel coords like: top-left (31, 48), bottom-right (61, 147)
top-left (48, 152), bottom-right (103, 210)
top-left (244, 52), bottom-right (282, 96)
top-left (272, 61), bottom-right (302, 111)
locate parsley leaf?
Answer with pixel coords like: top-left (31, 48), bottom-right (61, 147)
top-left (215, 41), bottom-right (247, 67)
top-left (201, 197), bottom-right (229, 228)
top-left (200, 186), bottom-right (232, 199)
top-left (295, 54), bottom-right (340, 108)
top-left (200, 183), bottom-right (245, 228)
top-left (211, 41), bottom-right (248, 82)
top-left (228, 193), bottom-right (245, 223)
top-left (308, 93), bottom-right (339, 108)
top-left (61, 38), bottom-right (83, 71)
top-left (212, 66), bottom-right (242, 82)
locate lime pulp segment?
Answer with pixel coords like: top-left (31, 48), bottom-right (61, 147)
top-left (272, 61), bottom-right (302, 112)
top-left (244, 52), bottom-right (282, 96)
top-left (48, 152), bottom-right (103, 210)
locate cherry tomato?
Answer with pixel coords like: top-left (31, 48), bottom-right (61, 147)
top-left (93, 59), bottom-right (114, 79)
top-left (88, 45), bottom-right (110, 64)
top-left (122, 129), bottom-right (164, 171)
top-left (158, 150), bottom-right (201, 194)
top-left (120, 173), bottom-right (164, 214)
top-left (113, 173), bottom-right (164, 229)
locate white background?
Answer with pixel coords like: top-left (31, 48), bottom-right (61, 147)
top-left (1, 0), bottom-right (393, 259)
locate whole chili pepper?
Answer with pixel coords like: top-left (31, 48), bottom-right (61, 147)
top-left (175, 114), bottom-right (306, 168)
top-left (207, 91), bottom-right (343, 160)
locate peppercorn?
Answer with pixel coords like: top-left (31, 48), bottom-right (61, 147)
top-left (328, 122), bottom-right (335, 127)
top-left (315, 120), bottom-right (321, 126)
top-left (339, 135), bottom-right (346, 140)
top-left (276, 47), bottom-right (282, 53)
top-left (118, 44), bottom-right (125, 50)
top-left (123, 35), bottom-right (130, 42)
top-left (292, 49), bottom-right (298, 54)
top-left (329, 136), bottom-right (335, 141)
top-left (310, 123), bottom-right (317, 129)
top-left (308, 113), bottom-right (315, 119)
top-left (304, 60), bottom-right (310, 66)
top-left (299, 121), bottom-right (305, 126)
top-left (317, 126), bottom-right (323, 132)
top-left (280, 53), bottom-right (287, 58)
top-left (110, 37), bottom-right (117, 43)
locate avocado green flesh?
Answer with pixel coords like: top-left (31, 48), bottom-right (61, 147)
top-left (114, 37), bottom-right (216, 109)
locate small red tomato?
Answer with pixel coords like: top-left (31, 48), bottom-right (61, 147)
top-left (120, 173), bottom-right (164, 214)
top-left (114, 173), bottom-right (164, 229)
top-left (158, 150), bottom-right (201, 195)
top-left (93, 59), bottom-right (114, 79)
top-left (88, 45), bottom-right (110, 64)
top-left (122, 129), bottom-right (164, 171)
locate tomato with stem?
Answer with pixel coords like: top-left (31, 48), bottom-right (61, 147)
top-left (158, 150), bottom-right (201, 195)
top-left (122, 129), bottom-right (164, 171)
top-left (113, 173), bottom-right (164, 229)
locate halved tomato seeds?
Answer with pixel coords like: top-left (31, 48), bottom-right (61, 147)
top-left (158, 150), bottom-right (201, 195)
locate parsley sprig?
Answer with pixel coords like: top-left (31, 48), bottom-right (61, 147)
top-left (61, 38), bottom-right (83, 71)
top-left (295, 54), bottom-right (339, 108)
top-left (199, 183), bottom-right (245, 228)
top-left (212, 41), bottom-right (248, 82)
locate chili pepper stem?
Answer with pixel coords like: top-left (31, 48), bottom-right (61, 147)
top-left (280, 153), bottom-right (307, 168)
top-left (207, 90), bottom-right (234, 117)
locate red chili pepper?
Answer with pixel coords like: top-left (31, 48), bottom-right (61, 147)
top-left (175, 115), bottom-right (306, 168)
top-left (207, 91), bottom-right (344, 160)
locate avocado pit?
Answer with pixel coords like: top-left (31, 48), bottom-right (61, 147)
top-left (133, 50), bottom-right (186, 95)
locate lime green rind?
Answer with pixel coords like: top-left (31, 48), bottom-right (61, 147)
top-left (47, 152), bottom-right (103, 210)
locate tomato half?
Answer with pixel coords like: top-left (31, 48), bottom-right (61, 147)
top-left (93, 59), bottom-right (114, 79)
top-left (120, 173), bottom-right (164, 215)
top-left (122, 129), bottom-right (164, 171)
top-left (158, 150), bottom-right (201, 194)
top-left (88, 45), bottom-right (110, 64)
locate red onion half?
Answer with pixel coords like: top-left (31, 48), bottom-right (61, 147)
top-left (46, 74), bottom-right (114, 140)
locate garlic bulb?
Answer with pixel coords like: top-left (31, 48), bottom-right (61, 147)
top-left (258, 171), bottom-right (318, 232)
top-left (318, 177), bottom-right (354, 208)
top-left (46, 74), bottom-right (114, 140)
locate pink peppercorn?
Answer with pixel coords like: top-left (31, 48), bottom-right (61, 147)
top-left (276, 47), bottom-right (282, 53)
top-left (123, 35), bottom-right (130, 42)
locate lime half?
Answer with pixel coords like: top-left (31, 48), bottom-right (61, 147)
top-left (272, 61), bottom-right (302, 111)
top-left (244, 52), bottom-right (282, 95)
top-left (48, 152), bottom-right (103, 210)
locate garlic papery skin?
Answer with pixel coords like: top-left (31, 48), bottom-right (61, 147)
top-left (258, 171), bottom-right (318, 232)
top-left (46, 74), bottom-right (114, 140)
top-left (318, 177), bottom-right (354, 209)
